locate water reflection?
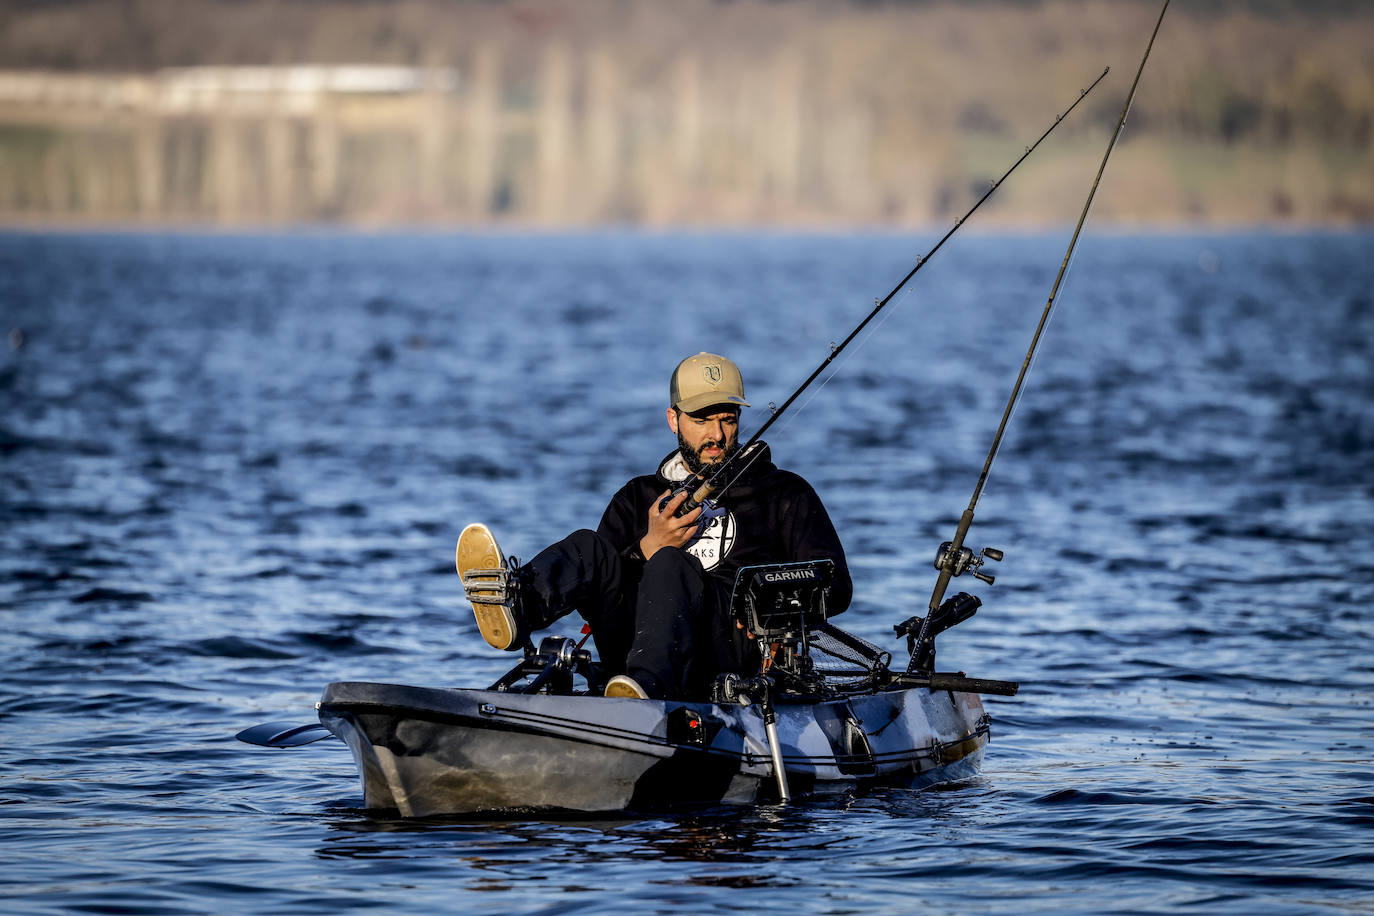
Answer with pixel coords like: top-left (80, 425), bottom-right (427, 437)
top-left (310, 783), bottom-right (997, 883)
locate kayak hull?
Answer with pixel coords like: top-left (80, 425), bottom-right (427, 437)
top-left (318, 680), bottom-right (988, 816)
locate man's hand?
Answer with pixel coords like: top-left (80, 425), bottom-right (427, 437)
top-left (639, 489), bottom-right (703, 561)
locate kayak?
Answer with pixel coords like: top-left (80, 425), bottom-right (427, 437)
top-left (316, 677), bottom-right (990, 816)
top-left (239, 561), bottom-right (1015, 815)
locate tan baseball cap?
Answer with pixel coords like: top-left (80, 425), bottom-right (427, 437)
top-left (670, 352), bottom-right (751, 413)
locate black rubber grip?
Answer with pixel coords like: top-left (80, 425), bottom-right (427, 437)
top-left (896, 673), bottom-right (1020, 696)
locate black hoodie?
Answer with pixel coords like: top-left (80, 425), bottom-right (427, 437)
top-left (595, 443), bottom-right (852, 615)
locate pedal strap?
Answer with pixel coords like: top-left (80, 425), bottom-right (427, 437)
top-left (461, 566), bottom-right (515, 606)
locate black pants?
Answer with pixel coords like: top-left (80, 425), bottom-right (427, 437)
top-left (518, 529), bottom-right (751, 700)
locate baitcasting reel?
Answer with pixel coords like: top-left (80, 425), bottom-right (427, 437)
top-left (933, 541), bottom-right (1004, 585)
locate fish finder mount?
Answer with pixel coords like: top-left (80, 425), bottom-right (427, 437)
top-left (727, 560), bottom-right (835, 692)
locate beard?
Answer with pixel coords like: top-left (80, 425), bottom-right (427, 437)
top-left (678, 431), bottom-right (740, 476)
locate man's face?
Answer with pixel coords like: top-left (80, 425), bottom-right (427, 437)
top-left (667, 406), bottom-right (741, 474)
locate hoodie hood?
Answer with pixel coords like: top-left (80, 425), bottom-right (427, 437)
top-left (656, 443), bottom-right (775, 488)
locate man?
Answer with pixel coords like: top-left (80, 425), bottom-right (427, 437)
top-left (457, 352), bottom-right (851, 701)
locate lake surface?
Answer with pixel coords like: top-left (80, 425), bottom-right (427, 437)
top-left (1, 228), bottom-right (1371, 913)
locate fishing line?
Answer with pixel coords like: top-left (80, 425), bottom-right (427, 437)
top-left (744, 259), bottom-right (920, 440)
top-left (920, 0), bottom-right (1172, 632)
top-left (681, 66), bottom-right (1113, 512)
top-left (760, 275), bottom-right (921, 444)
top-left (977, 230), bottom-right (1084, 505)
top-left (971, 8), bottom-right (1165, 515)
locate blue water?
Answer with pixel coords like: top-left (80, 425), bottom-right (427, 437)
top-left (1, 229), bottom-right (1371, 913)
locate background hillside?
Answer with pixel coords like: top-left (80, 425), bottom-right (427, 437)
top-left (0, 0), bottom-right (1370, 227)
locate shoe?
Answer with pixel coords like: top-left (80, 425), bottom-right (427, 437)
top-left (604, 674), bottom-right (650, 699)
top-left (456, 523), bottom-right (525, 651)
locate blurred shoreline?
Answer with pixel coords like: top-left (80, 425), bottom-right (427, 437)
top-left (5, 219), bottom-right (1368, 237)
top-left (1, 0), bottom-right (1370, 229)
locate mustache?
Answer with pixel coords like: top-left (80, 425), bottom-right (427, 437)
top-left (694, 437), bottom-right (732, 459)
top-left (678, 433), bottom-right (738, 474)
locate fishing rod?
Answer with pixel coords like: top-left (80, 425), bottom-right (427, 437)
top-left (910, 0), bottom-right (1172, 672)
top-left (673, 66), bottom-right (1111, 516)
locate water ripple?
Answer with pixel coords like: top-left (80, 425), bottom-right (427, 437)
top-left (1, 230), bottom-right (1371, 913)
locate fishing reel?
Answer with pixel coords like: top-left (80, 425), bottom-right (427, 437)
top-left (660, 443), bottom-right (765, 523)
top-left (658, 479), bottom-right (726, 543)
top-left (710, 672), bottom-right (775, 706)
top-left (489, 635), bottom-right (596, 695)
top-left (660, 477), bottom-right (705, 516)
top-left (933, 541), bottom-right (1003, 585)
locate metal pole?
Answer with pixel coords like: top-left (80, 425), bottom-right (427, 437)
top-left (763, 707), bottom-right (791, 803)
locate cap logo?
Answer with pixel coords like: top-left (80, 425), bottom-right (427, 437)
top-left (702, 364), bottom-right (722, 386)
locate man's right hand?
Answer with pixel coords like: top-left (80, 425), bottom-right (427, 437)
top-left (639, 488), bottom-right (703, 561)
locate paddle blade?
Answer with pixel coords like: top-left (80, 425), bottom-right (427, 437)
top-left (236, 720), bottom-right (336, 748)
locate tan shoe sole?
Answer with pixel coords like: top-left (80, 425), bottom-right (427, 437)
top-left (456, 522), bottom-right (518, 651)
top-left (603, 674), bottom-right (650, 699)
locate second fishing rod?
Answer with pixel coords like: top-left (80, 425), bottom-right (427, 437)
top-left (907, 0), bottom-right (1173, 676)
top-left (667, 66), bottom-right (1111, 518)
